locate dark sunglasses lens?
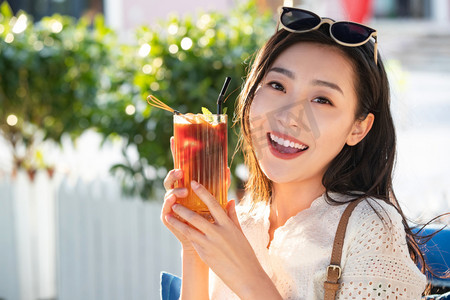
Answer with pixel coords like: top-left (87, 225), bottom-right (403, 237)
top-left (331, 22), bottom-right (372, 44)
top-left (281, 9), bottom-right (321, 31)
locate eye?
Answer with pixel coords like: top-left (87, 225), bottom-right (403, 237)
top-left (268, 81), bottom-right (286, 93)
top-left (312, 97), bottom-right (332, 105)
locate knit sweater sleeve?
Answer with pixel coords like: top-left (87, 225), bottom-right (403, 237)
top-left (336, 199), bottom-right (427, 300)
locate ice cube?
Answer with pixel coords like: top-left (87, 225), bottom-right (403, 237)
top-left (176, 113), bottom-right (195, 124)
top-left (195, 114), bottom-right (210, 125)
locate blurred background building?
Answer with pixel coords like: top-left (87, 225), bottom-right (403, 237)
top-left (6, 0), bottom-right (450, 28)
top-left (1, 0), bottom-right (449, 299)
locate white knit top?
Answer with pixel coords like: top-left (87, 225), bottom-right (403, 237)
top-left (209, 193), bottom-right (427, 299)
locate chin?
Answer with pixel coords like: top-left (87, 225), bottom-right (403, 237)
top-left (259, 165), bottom-right (296, 184)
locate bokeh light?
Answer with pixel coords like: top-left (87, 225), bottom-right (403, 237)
top-left (168, 44), bottom-right (178, 54)
top-left (152, 57), bottom-right (163, 68)
top-left (138, 43), bottom-right (151, 57)
top-left (6, 114), bottom-right (18, 126)
top-left (142, 64), bottom-right (152, 74)
top-left (12, 14), bottom-right (27, 34)
top-left (5, 33), bottom-right (14, 43)
top-left (125, 104), bottom-right (136, 115)
top-left (33, 41), bottom-right (44, 51)
top-left (205, 29), bottom-right (215, 38)
top-left (167, 24), bottom-right (178, 35)
top-left (196, 14), bottom-right (212, 30)
top-left (180, 37), bottom-right (193, 50)
top-left (150, 82), bottom-right (159, 91)
top-left (50, 20), bottom-right (63, 33)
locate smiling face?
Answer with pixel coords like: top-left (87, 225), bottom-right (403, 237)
top-left (249, 42), bottom-right (368, 187)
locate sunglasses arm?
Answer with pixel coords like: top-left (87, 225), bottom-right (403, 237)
top-left (275, 16), bottom-right (280, 34)
top-left (373, 34), bottom-right (378, 65)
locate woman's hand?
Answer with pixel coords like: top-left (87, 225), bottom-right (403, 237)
top-left (161, 137), bottom-right (231, 253)
top-left (161, 168), bottom-right (194, 251)
top-left (165, 180), bottom-right (282, 299)
top-left (161, 137), bottom-right (234, 299)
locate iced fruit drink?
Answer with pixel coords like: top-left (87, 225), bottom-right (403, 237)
top-left (173, 113), bottom-right (227, 220)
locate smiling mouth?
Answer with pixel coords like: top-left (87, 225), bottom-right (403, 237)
top-left (267, 132), bottom-right (309, 154)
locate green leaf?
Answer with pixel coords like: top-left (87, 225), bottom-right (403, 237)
top-left (223, 107), bottom-right (228, 115)
top-left (0, 1), bottom-right (13, 18)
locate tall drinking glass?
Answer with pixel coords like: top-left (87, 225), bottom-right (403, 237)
top-left (173, 114), bottom-right (228, 221)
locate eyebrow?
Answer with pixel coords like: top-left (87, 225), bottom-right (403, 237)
top-left (268, 67), bottom-right (295, 79)
top-left (268, 66), bottom-right (344, 95)
top-left (312, 79), bottom-right (344, 95)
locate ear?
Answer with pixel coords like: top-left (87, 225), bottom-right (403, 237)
top-left (346, 113), bottom-right (374, 146)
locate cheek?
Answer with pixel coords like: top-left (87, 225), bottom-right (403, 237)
top-left (249, 95), bottom-right (271, 157)
top-left (249, 91), bottom-right (267, 117)
top-left (249, 93), bottom-right (270, 129)
top-left (314, 112), bottom-right (355, 151)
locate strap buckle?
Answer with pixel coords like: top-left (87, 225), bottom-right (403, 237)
top-left (327, 265), bottom-right (342, 280)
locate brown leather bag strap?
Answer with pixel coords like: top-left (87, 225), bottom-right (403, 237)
top-left (324, 199), bottom-right (363, 300)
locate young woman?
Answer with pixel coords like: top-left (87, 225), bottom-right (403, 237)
top-left (161, 7), bottom-right (427, 299)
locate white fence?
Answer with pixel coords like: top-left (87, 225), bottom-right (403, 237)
top-left (0, 172), bottom-right (181, 300)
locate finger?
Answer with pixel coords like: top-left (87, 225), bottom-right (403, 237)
top-left (191, 180), bottom-right (227, 224)
top-left (162, 188), bottom-right (188, 219)
top-left (161, 194), bottom-right (177, 222)
top-left (162, 187), bottom-right (188, 221)
top-left (165, 212), bottom-right (206, 241)
top-left (163, 169), bottom-right (183, 190)
top-left (161, 194), bottom-right (194, 244)
top-left (171, 204), bottom-right (211, 235)
top-left (165, 187), bottom-right (188, 200)
top-left (226, 200), bottom-right (243, 232)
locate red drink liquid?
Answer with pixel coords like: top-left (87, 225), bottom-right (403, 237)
top-left (173, 114), bottom-right (227, 221)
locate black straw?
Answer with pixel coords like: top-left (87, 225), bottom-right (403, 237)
top-left (217, 76), bottom-right (231, 115)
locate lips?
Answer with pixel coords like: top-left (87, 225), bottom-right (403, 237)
top-left (267, 132), bottom-right (309, 160)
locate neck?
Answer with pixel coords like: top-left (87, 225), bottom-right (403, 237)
top-left (270, 178), bottom-right (325, 228)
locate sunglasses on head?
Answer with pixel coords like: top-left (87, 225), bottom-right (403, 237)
top-left (277, 7), bottom-right (378, 64)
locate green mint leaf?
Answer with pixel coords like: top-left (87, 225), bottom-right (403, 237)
top-left (223, 107), bottom-right (228, 114)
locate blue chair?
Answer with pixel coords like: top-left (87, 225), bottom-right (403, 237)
top-left (414, 225), bottom-right (450, 299)
top-left (424, 293), bottom-right (450, 300)
top-left (415, 226), bottom-right (450, 288)
top-left (160, 272), bottom-right (181, 300)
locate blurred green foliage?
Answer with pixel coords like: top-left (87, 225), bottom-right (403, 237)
top-left (0, 0), bottom-right (274, 198)
top-left (0, 1), bottom-right (117, 174)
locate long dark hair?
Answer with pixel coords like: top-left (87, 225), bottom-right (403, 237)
top-left (234, 26), bottom-right (436, 283)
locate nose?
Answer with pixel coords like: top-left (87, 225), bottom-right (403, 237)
top-left (269, 101), bottom-right (303, 135)
top-left (278, 108), bottom-right (299, 128)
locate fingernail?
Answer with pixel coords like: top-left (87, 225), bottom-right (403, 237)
top-left (191, 180), bottom-right (199, 190)
top-left (175, 170), bottom-right (182, 178)
top-left (165, 214), bottom-right (172, 223)
top-left (172, 204), bottom-right (179, 211)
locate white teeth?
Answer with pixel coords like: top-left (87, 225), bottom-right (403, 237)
top-left (269, 133), bottom-right (307, 150)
